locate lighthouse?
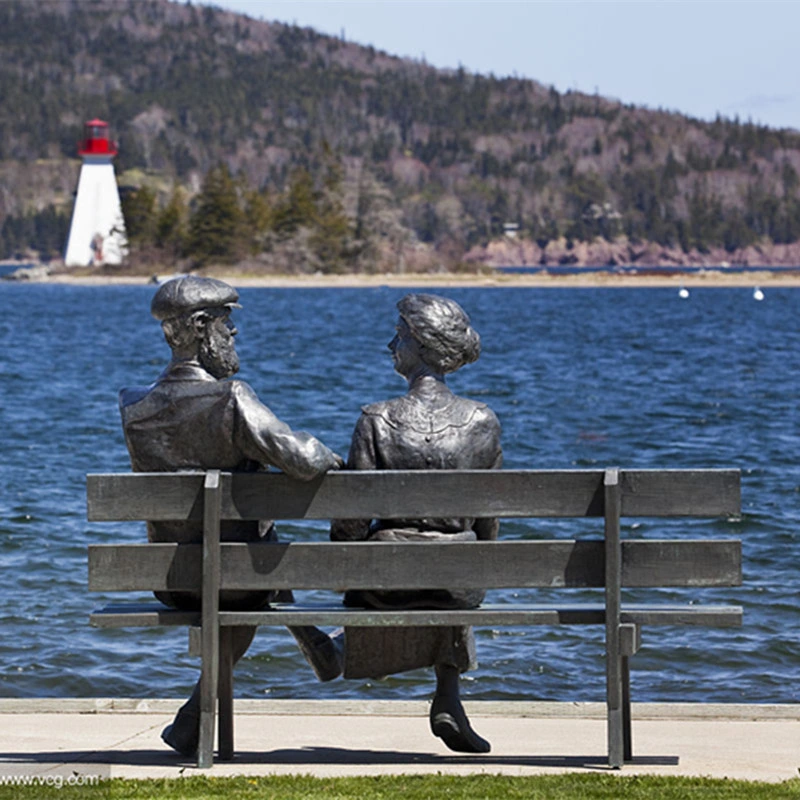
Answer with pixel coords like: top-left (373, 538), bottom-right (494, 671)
top-left (64, 119), bottom-right (128, 267)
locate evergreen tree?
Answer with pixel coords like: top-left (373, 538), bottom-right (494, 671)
top-left (310, 151), bottom-right (351, 273)
top-left (243, 188), bottom-right (273, 254)
top-left (186, 165), bottom-right (245, 264)
top-left (688, 183), bottom-right (724, 252)
top-left (121, 186), bottom-right (157, 248)
top-left (156, 188), bottom-right (188, 259)
top-left (272, 167), bottom-right (318, 238)
top-left (31, 206), bottom-right (70, 259)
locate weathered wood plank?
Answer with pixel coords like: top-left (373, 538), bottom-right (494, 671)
top-left (89, 543), bottom-right (201, 591)
top-left (87, 472), bottom-right (206, 522)
top-left (88, 539), bottom-right (742, 592)
top-left (225, 470), bottom-right (608, 520)
top-left (622, 539), bottom-right (741, 586)
top-left (90, 605), bottom-right (200, 627)
top-left (89, 602), bottom-right (743, 629)
top-left (620, 470), bottom-right (740, 517)
top-left (618, 605), bottom-right (744, 626)
top-left (87, 469), bottom-right (740, 522)
top-left (222, 603), bottom-right (744, 628)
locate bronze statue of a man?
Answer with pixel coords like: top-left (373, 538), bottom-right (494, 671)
top-left (331, 293), bottom-right (502, 754)
top-left (120, 275), bottom-right (343, 756)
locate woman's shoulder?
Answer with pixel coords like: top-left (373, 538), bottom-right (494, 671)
top-left (361, 395), bottom-right (404, 415)
top-left (360, 392), bottom-right (498, 434)
top-left (455, 397), bottom-right (500, 434)
top-left (359, 396), bottom-right (407, 430)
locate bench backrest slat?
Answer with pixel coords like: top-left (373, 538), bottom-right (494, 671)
top-left (86, 469), bottom-right (741, 522)
top-left (88, 539), bottom-right (742, 592)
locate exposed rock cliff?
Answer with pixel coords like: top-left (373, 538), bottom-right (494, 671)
top-left (465, 236), bottom-right (800, 269)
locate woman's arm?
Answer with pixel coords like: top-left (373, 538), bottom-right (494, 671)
top-left (330, 413), bottom-right (376, 541)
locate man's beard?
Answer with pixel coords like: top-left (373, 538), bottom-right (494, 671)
top-left (199, 328), bottom-right (240, 379)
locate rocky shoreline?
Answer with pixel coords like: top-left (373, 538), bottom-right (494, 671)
top-left (464, 236), bottom-right (800, 269)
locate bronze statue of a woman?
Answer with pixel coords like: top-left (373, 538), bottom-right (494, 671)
top-left (331, 293), bottom-right (502, 753)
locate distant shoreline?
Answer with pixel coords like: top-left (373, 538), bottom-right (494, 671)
top-left (8, 268), bottom-right (800, 289)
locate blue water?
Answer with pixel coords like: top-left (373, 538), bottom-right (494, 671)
top-left (1, 283), bottom-right (798, 704)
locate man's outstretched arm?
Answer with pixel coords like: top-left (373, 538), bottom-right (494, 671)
top-left (232, 381), bottom-right (343, 480)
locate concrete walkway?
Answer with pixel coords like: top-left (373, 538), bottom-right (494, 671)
top-left (0, 700), bottom-right (797, 784)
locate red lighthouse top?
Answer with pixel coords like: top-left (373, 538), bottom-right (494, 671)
top-left (78, 119), bottom-right (118, 157)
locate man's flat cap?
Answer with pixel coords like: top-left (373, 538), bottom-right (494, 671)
top-left (151, 275), bottom-right (241, 321)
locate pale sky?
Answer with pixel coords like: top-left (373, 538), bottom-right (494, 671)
top-left (202, 0), bottom-right (800, 131)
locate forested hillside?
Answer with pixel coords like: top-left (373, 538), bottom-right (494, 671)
top-left (2, 0), bottom-right (800, 271)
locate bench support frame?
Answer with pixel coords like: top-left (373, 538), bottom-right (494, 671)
top-left (86, 467), bottom-right (742, 769)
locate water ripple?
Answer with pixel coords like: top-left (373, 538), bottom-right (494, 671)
top-left (0, 285), bottom-right (798, 703)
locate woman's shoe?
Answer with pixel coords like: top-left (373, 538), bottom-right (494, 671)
top-left (429, 695), bottom-right (491, 754)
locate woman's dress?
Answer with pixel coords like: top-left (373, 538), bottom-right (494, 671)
top-left (331, 380), bottom-right (502, 679)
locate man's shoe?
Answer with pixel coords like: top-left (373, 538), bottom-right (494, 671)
top-left (289, 625), bottom-right (343, 682)
top-left (161, 721), bottom-right (198, 757)
top-left (430, 696), bottom-right (491, 754)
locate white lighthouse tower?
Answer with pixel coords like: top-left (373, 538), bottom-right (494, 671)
top-left (64, 119), bottom-right (128, 267)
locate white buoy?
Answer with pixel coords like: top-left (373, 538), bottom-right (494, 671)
top-left (679, 287), bottom-right (690, 299)
top-left (64, 119), bottom-right (128, 267)
top-left (753, 287), bottom-right (764, 301)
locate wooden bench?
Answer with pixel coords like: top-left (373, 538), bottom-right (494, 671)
top-left (87, 467), bottom-right (742, 769)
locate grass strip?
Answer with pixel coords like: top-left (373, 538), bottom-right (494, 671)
top-left (0, 774), bottom-right (798, 799)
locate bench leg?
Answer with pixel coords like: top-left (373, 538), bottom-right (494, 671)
top-left (622, 655), bottom-right (632, 763)
top-left (618, 623), bottom-right (640, 763)
top-left (604, 469), bottom-right (624, 769)
top-left (198, 469), bottom-right (222, 769)
top-left (606, 653), bottom-right (634, 766)
top-left (218, 627), bottom-right (234, 761)
top-left (197, 634), bottom-right (218, 769)
top-left (607, 701), bottom-right (624, 768)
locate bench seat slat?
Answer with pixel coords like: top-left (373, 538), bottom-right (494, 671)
top-left (86, 469), bottom-right (741, 522)
top-left (90, 602), bottom-right (743, 629)
top-left (88, 539), bottom-right (742, 592)
top-left (90, 605), bottom-right (200, 627)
